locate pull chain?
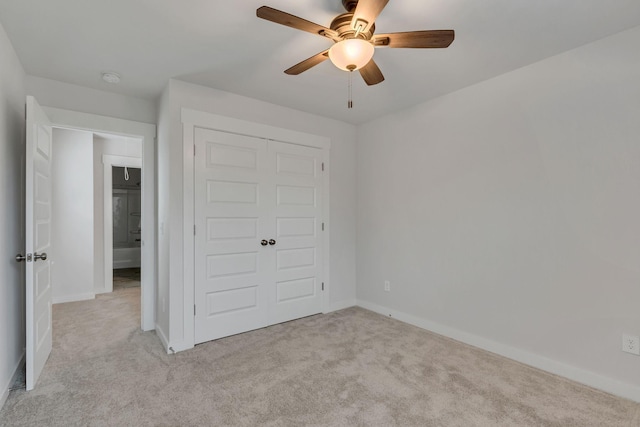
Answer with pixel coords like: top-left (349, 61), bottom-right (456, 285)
top-left (124, 166), bottom-right (129, 181)
top-left (348, 70), bottom-right (353, 109)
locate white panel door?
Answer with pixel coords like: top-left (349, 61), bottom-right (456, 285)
top-left (194, 128), bottom-right (272, 343)
top-left (194, 129), bottom-right (324, 343)
top-left (269, 141), bottom-right (323, 325)
top-left (25, 96), bottom-right (53, 390)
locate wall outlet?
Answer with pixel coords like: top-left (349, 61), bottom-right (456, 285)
top-left (384, 280), bottom-right (390, 292)
top-left (622, 334), bottom-right (640, 355)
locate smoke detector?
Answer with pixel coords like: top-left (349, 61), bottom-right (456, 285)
top-left (101, 72), bottom-right (121, 84)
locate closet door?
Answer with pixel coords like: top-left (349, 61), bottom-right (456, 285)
top-left (269, 141), bottom-right (323, 325)
top-left (194, 128), bottom-right (272, 343)
top-left (194, 129), bottom-right (324, 344)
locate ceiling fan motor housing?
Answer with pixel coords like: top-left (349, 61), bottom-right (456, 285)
top-left (330, 13), bottom-right (375, 40)
top-left (342, 0), bottom-right (359, 12)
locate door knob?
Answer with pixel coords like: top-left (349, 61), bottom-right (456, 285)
top-left (268, 239), bottom-right (276, 246)
top-left (34, 252), bottom-right (47, 261)
top-left (15, 254), bottom-right (26, 262)
top-left (260, 240), bottom-right (268, 246)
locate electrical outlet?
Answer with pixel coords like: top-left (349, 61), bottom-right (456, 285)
top-left (622, 334), bottom-right (640, 355)
top-left (384, 280), bottom-right (390, 292)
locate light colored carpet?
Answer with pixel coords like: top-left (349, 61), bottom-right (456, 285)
top-left (113, 268), bottom-right (141, 290)
top-left (1, 289), bottom-right (639, 426)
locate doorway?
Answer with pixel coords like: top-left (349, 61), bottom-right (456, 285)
top-left (102, 154), bottom-right (143, 294)
top-left (50, 130), bottom-right (144, 297)
top-left (24, 98), bottom-right (156, 390)
top-left (45, 106), bottom-right (156, 331)
top-left (112, 166), bottom-right (142, 291)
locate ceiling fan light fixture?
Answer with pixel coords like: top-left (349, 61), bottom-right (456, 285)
top-left (328, 39), bottom-right (374, 71)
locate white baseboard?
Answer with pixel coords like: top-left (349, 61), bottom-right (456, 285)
top-left (356, 299), bottom-right (640, 403)
top-left (326, 299), bottom-right (357, 313)
top-left (52, 293), bottom-right (95, 304)
top-left (1, 352), bottom-right (25, 410)
top-left (155, 324), bottom-right (171, 353)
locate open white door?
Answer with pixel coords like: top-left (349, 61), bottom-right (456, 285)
top-left (24, 96), bottom-right (53, 390)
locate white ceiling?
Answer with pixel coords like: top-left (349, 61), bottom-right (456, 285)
top-left (1, 0), bottom-right (640, 124)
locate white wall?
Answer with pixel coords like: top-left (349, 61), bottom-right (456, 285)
top-left (0, 21), bottom-right (25, 408)
top-left (51, 128), bottom-right (94, 303)
top-left (93, 135), bottom-right (142, 293)
top-left (357, 26), bottom-right (640, 401)
top-left (26, 76), bottom-right (157, 125)
top-left (158, 80), bottom-right (358, 350)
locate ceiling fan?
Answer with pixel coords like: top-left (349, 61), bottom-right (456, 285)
top-left (257, 0), bottom-right (455, 86)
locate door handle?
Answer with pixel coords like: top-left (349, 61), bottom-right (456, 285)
top-left (34, 252), bottom-right (47, 261)
top-left (268, 239), bottom-right (276, 246)
top-left (15, 254), bottom-right (27, 262)
top-left (260, 240), bottom-right (268, 246)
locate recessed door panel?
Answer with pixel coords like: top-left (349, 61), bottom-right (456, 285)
top-left (277, 217), bottom-right (316, 238)
top-left (208, 180), bottom-right (258, 204)
top-left (276, 153), bottom-right (316, 177)
top-left (277, 248), bottom-right (316, 271)
top-left (206, 286), bottom-right (258, 316)
top-left (209, 143), bottom-right (258, 170)
top-left (277, 185), bottom-right (315, 207)
top-left (277, 278), bottom-right (315, 303)
top-left (207, 218), bottom-right (258, 241)
top-left (206, 252), bottom-right (258, 279)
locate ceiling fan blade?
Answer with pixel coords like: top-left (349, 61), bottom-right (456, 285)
top-left (373, 30), bottom-right (455, 48)
top-left (351, 0), bottom-right (389, 34)
top-left (359, 59), bottom-right (385, 86)
top-left (285, 50), bottom-right (330, 75)
top-left (257, 6), bottom-right (338, 40)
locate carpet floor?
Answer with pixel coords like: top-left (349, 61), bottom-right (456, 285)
top-left (1, 289), bottom-right (639, 426)
top-left (113, 268), bottom-right (141, 290)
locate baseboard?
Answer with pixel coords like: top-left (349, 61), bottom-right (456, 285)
top-left (1, 352), bottom-right (25, 410)
top-left (52, 293), bottom-right (95, 304)
top-left (155, 324), bottom-right (170, 353)
top-left (326, 299), bottom-right (357, 313)
top-left (155, 323), bottom-right (192, 355)
top-left (356, 299), bottom-right (640, 403)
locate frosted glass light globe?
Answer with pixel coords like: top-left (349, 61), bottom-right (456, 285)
top-left (328, 39), bottom-right (375, 71)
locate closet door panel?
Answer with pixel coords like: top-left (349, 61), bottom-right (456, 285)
top-left (269, 141), bottom-right (324, 325)
top-left (194, 128), bottom-right (273, 344)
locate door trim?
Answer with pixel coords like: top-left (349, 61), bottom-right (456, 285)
top-left (41, 107), bottom-right (156, 332)
top-left (181, 109), bottom-right (331, 351)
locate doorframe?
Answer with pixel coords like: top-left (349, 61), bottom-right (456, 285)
top-left (181, 109), bottom-right (330, 351)
top-left (102, 155), bottom-right (142, 294)
top-left (42, 107), bottom-right (156, 332)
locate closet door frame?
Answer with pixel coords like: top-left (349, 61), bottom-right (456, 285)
top-left (182, 109), bottom-right (330, 348)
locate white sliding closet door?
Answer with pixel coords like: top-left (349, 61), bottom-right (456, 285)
top-left (194, 128), bottom-right (323, 344)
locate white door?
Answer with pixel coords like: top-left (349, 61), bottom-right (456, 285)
top-left (25, 96), bottom-right (53, 390)
top-left (194, 129), bottom-right (272, 343)
top-left (194, 129), bottom-right (324, 344)
top-left (270, 141), bottom-right (323, 325)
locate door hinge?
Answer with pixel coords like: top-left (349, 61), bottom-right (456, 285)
top-left (194, 225), bottom-right (196, 235)
top-left (322, 162), bottom-right (324, 171)
top-left (322, 222), bottom-right (324, 231)
top-left (194, 305), bottom-right (196, 316)
top-left (194, 144), bottom-right (196, 156)
top-left (322, 282), bottom-right (324, 291)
